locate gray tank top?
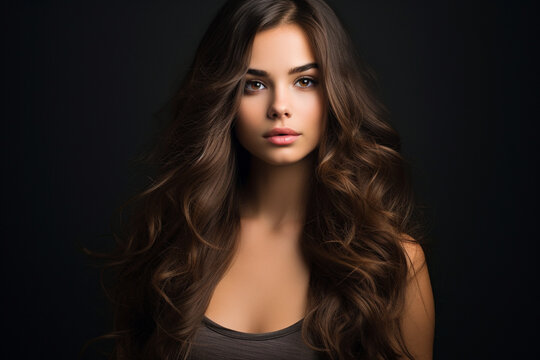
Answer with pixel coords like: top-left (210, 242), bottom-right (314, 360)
top-left (189, 316), bottom-right (322, 359)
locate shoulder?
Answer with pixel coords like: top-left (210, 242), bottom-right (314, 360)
top-left (397, 233), bottom-right (435, 360)
top-left (399, 233), bottom-right (427, 276)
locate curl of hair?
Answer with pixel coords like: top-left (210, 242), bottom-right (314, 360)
top-left (83, 1), bottom-right (427, 359)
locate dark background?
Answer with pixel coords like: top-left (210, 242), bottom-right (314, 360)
top-left (2, 0), bottom-right (538, 359)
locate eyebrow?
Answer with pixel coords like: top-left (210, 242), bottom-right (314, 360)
top-left (246, 62), bottom-right (318, 77)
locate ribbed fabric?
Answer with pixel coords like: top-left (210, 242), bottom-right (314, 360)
top-left (188, 316), bottom-right (322, 359)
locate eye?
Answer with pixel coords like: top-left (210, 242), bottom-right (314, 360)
top-left (295, 77), bottom-right (318, 88)
top-left (244, 80), bottom-right (266, 92)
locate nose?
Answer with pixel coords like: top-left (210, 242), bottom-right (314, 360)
top-left (267, 85), bottom-right (291, 120)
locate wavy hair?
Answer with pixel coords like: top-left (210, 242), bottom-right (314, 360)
top-left (84, 0), bottom-right (426, 359)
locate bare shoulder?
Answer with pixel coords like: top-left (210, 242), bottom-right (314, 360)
top-left (399, 234), bottom-right (427, 276)
top-left (398, 233), bottom-right (435, 360)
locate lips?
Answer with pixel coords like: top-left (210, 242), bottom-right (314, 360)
top-left (263, 127), bottom-right (300, 145)
top-left (263, 127), bottom-right (300, 137)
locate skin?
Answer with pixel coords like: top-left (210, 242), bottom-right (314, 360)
top-left (235, 24), bottom-right (325, 168)
top-left (400, 239), bottom-right (435, 360)
top-left (206, 23), bottom-right (319, 334)
top-left (234, 23), bottom-right (326, 226)
top-left (209, 23), bottom-right (435, 359)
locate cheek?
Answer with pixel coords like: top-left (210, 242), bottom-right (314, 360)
top-left (235, 98), bottom-right (265, 146)
top-left (301, 93), bottom-right (325, 138)
top-left (237, 98), bottom-right (265, 132)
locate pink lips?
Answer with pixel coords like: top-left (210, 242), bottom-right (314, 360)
top-left (263, 127), bottom-right (300, 145)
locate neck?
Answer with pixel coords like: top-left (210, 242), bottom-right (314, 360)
top-left (240, 153), bottom-right (315, 229)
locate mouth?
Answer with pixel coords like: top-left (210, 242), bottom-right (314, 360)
top-left (263, 127), bottom-right (300, 137)
top-left (263, 128), bottom-right (301, 145)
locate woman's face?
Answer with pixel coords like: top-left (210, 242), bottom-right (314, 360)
top-left (235, 23), bottom-right (326, 166)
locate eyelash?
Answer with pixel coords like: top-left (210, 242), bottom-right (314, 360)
top-left (244, 77), bottom-right (318, 92)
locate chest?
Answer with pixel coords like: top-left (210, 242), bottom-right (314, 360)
top-left (204, 222), bottom-right (310, 334)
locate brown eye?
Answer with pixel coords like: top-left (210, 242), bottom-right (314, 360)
top-left (245, 80), bottom-right (266, 92)
top-left (295, 77), bottom-right (317, 88)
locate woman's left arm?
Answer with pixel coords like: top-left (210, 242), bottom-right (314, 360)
top-left (399, 239), bottom-right (435, 360)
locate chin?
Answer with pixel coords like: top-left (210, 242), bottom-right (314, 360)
top-left (255, 151), bottom-right (316, 167)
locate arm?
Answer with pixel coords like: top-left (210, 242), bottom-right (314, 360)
top-left (399, 239), bottom-right (435, 360)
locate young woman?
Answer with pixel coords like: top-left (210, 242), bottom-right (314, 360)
top-left (93, 0), bottom-right (435, 359)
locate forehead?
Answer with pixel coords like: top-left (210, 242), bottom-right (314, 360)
top-left (248, 23), bottom-right (316, 70)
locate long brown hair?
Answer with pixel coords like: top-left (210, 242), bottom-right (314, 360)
top-left (85, 0), bottom-right (426, 359)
